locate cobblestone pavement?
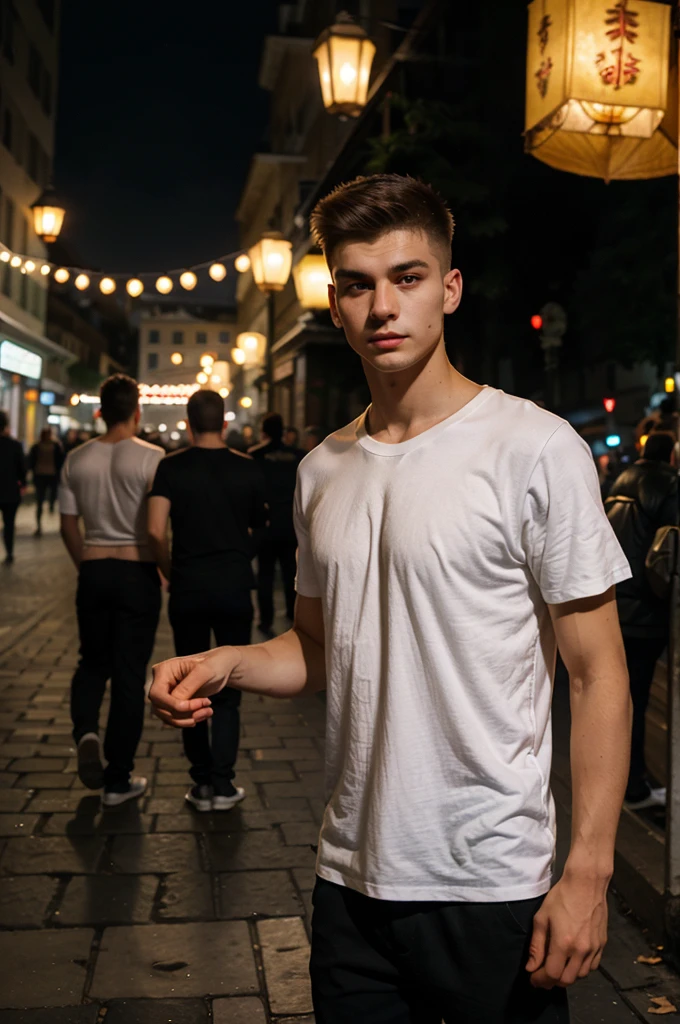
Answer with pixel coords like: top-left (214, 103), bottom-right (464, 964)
top-left (0, 506), bottom-right (679, 1022)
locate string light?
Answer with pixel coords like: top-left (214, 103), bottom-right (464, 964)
top-left (177, 420), bottom-right (187, 429)
top-left (231, 348), bottom-right (246, 365)
top-left (99, 277), bottom-right (116, 295)
top-left (240, 396), bottom-right (253, 409)
top-left (126, 278), bottom-right (144, 297)
top-left (234, 254), bottom-right (251, 273)
top-left (179, 271), bottom-right (197, 291)
top-left (196, 372), bottom-right (209, 385)
top-left (0, 251), bottom-right (9, 262)
top-left (209, 262), bottom-right (227, 282)
top-left (170, 352), bottom-right (183, 366)
top-left (199, 354), bottom-right (214, 368)
top-left (210, 374), bottom-right (221, 384)
top-left (24, 260), bottom-right (36, 273)
top-left (10, 255), bottom-right (21, 268)
top-left (219, 387), bottom-right (229, 398)
top-left (75, 273), bottom-right (90, 291)
top-left (40, 264), bottom-right (51, 276)
top-left (54, 268), bottom-right (70, 283)
top-left (156, 276), bottom-right (173, 295)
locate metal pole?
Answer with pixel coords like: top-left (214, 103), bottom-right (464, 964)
top-left (266, 291), bottom-right (275, 412)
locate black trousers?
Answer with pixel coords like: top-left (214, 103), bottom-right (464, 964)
top-left (310, 877), bottom-right (569, 1024)
top-left (623, 633), bottom-right (667, 797)
top-left (71, 560), bottom-right (161, 789)
top-left (0, 502), bottom-right (19, 557)
top-left (34, 474), bottom-right (58, 523)
top-left (257, 529), bottom-right (297, 629)
top-left (169, 586), bottom-right (252, 794)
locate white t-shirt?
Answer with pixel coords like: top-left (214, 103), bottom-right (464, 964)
top-left (59, 437), bottom-right (164, 547)
top-left (294, 386), bottom-right (631, 902)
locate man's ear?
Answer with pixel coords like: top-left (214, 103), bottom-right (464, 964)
top-left (443, 268), bottom-right (463, 315)
top-left (329, 284), bottom-right (343, 329)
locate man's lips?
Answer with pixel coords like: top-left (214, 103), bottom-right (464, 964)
top-left (368, 334), bottom-right (407, 350)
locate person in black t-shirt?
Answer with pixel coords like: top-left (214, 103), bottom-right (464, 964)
top-left (0, 410), bottom-right (27, 564)
top-left (148, 389), bottom-right (266, 812)
top-left (248, 412), bottom-right (303, 637)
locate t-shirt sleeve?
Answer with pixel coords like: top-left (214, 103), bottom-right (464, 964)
top-left (522, 423), bottom-right (632, 604)
top-left (293, 479), bottom-right (322, 598)
top-left (58, 456), bottom-right (79, 516)
top-left (149, 456), bottom-right (171, 499)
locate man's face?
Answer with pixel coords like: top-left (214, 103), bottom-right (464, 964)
top-left (328, 229), bottom-right (462, 375)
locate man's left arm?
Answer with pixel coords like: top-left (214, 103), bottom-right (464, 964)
top-left (526, 586), bottom-right (631, 989)
top-left (148, 495), bottom-right (172, 582)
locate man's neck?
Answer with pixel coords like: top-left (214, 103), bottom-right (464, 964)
top-left (99, 420), bottom-right (137, 444)
top-left (364, 337), bottom-right (482, 444)
top-left (194, 433), bottom-right (226, 449)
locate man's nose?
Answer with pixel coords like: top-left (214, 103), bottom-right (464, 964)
top-left (370, 281), bottom-right (399, 321)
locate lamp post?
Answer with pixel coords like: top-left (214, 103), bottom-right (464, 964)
top-left (313, 11), bottom-right (377, 118)
top-left (248, 233), bottom-right (293, 404)
top-left (31, 187), bottom-right (66, 244)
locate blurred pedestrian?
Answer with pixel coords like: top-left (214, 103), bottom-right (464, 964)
top-left (59, 374), bottom-right (164, 806)
top-left (249, 412), bottom-right (302, 636)
top-left (606, 432), bottom-right (678, 810)
top-left (63, 428), bottom-right (81, 454)
top-left (302, 425), bottom-right (322, 452)
top-left (241, 424), bottom-right (255, 450)
top-left (148, 389), bottom-right (266, 811)
top-left (0, 410), bottom-right (26, 565)
top-left (29, 427), bottom-right (64, 536)
top-left (284, 425), bottom-right (299, 448)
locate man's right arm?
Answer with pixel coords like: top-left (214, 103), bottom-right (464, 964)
top-left (147, 495), bottom-right (172, 581)
top-left (149, 595), bottom-right (326, 727)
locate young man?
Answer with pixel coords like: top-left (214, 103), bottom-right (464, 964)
top-left (149, 175), bottom-right (632, 1023)
top-left (60, 374), bottom-right (164, 806)
top-left (29, 427), bottom-right (64, 536)
top-left (148, 389), bottom-right (266, 812)
top-left (248, 412), bottom-right (302, 636)
top-left (0, 410), bottom-right (26, 565)
top-left (606, 431), bottom-right (678, 810)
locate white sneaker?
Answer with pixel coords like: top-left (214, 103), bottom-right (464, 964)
top-left (77, 732), bottom-right (104, 790)
top-left (625, 786), bottom-right (666, 811)
top-left (102, 777), bottom-right (147, 808)
top-left (212, 787), bottom-right (246, 811)
top-left (185, 784), bottom-right (213, 812)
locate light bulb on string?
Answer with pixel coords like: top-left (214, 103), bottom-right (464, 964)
top-left (179, 271), bottom-right (197, 291)
top-left (10, 255), bottom-right (21, 268)
top-left (0, 251), bottom-right (9, 263)
top-left (126, 278), bottom-right (144, 297)
top-left (211, 374), bottom-right (221, 384)
top-left (219, 387), bottom-right (229, 398)
top-left (99, 277), bottom-right (116, 295)
top-left (40, 264), bottom-right (51, 276)
top-left (231, 348), bottom-right (246, 365)
top-left (156, 276), bottom-right (173, 295)
top-left (234, 254), bottom-right (251, 273)
top-left (209, 263), bottom-right (227, 282)
top-left (199, 354), bottom-right (214, 369)
top-left (196, 372), bottom-right (209, 385)
top-left (240, 396), bottom-right (253, 409)
top-left (170, 352), bottom-right (183, 366)
top-left (24, 260), bottom-right (36, 273)
top-left (75, 273), bottom-right (90, 291)
top-left (54, 268), bottom-right (70, 283)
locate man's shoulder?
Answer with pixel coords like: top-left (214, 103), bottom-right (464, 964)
top-left (130, 436), bottom-right (165, 458)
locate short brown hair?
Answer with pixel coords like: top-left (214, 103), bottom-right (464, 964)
top-left (310, 174), bottom-right (455, 268)
top-left (187, 389), bottom-right (224, 434)
top-left (99, 374), bottom-right (139, 427)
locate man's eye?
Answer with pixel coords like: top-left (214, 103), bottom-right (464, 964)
top-left (400, 275), bottom-right (419, 285)
top-left (348, 282), bottom-right (370, 292)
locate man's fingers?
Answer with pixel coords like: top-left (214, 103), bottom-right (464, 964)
top-left (172, 662), bottom-right (218, 702)
top-left (526, 914), bottom-right (548, 973)
top-left (531, 949), bottom-right (568, 990)
top-left (152, 705), bottom-right (213, 729)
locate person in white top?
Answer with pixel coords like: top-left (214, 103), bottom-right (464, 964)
top-left (149, 175), bottom-right (632, 1022)
top-left (60, 374), bottom-right (164, 807)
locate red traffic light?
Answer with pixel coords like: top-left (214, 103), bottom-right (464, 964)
top-left (530, 315), bottom-right (543, 330)
top-left (603, 397), bottom-right (616, 414)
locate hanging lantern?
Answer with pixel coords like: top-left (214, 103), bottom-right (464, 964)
top-left (209, 262), bottom-right (227, 282)
top-left (248, 233), bottom-right (293, 294)
top-left (31, 187), bottom-right (66, 243)
top-left (74, 273), bottom-right (90, 291)
top-left (99, 277), bottom-right (116, 295)
top-left (236, 332), bottom-right (266, 365)
top-left (179, 271), bottom-right (197, 290)
top-left (525, 0), bottom-right (675, 181)
top-left (156, 275), bottom-right (173, 294)
top-left (234, 254), bottom-right (251, 273)
top-left (313, 11), bottom-right (376, 118)
top-left (54, 267), bottom-right (70, 283)
top-left (126, 278), bottom-right (144, 297)
top-left (231, 347), bottom-right (246, 365)
top-left (293, 253), bottom-right (332, 309)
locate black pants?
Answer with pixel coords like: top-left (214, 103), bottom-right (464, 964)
top-left (623, 633), bottom-right (667, 798)
top-left (34, 474), bottom-right (58, 525)
top-left (169, 586), bottom-right (252, 794)
top-left (0, 502), bottom-right (19, 557)
top-left (310, 877), bottom-right (569, 1024)
top-left (257, 529), bottom-right (297, 629)
top-left (71, 560), bottom-right (161, 789)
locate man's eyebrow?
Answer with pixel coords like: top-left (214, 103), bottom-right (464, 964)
top-left (334, 259), bottom-right (431, 282)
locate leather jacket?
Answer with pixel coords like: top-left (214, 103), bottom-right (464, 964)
top-left (606, 460), bottom-right (679, 637)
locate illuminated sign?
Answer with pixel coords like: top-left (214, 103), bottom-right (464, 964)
top-left (0, 340), bottom-right (42, 379)
top-left (40, 391), bottom-right (56, 406)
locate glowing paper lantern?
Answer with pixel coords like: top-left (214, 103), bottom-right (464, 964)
top-left (525, 0), bottom-right (675, 181)
top-left (209, 263), bottom-right (227, 282)
top-left (234, 254), bottom-right (251, 273)
top-left (179, 271), bottom-right (197, 290)
top-left (54, 268), bottom-right (70, 283)
top-left (313, 12), bottom-right (376, 117)
top-left (74, 273), bottom-right (90, 291)
top-left (231, 348), bottom-right (246, 365)
top-left (156, 275), bottom-right (173, 294)
top-left (248, 234), bottom-right (293, 293)
top-left (127, 278), bottom-right (144, 297)
top-left (293, 254), bottom-right (332, 309)
top-left (31, 188), bottom-right (65, 243)
top-left (99, 277), bottom-right (116, 295)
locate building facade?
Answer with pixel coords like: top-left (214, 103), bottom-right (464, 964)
top-left (0, 0), bottom-right (73, 443)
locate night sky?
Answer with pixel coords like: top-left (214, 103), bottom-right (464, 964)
top-left (53, 0), bottom-right (280, 277)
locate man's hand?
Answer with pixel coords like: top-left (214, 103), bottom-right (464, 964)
top-left (149, 647), bottom-right (243, 728)
top-left (526, 872), bottom-right (608, 988)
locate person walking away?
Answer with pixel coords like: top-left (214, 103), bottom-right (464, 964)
top-left (284, 426), bottom-right (299, 448)
top-left (248, 412), bottom-right (302, 637)
top-left (59, 374), bottom-right (164, 806)
top-left (150, 175), bottom-right (633, 1022)
top-left (0, 410), bottom-right (27, 565)
top-left (29, 427), bottom-right (64, 536)
top-left (302, 425), bottom-right (322, 452)
top-left (148, 389), bottom-right (266, 812)
top-left (605, 431), bottom-right (678, 810)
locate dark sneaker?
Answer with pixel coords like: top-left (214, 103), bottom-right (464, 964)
top-left (102, 777), bottom-right (147, 807)
top-left (625, 785), bottom-right (666, 811)
top-left (77, 732), bottom-right (104, 789)
top-left (185, 784), bottom-right (213, 812)
top-left (212, 786), bottom-right (246, 811)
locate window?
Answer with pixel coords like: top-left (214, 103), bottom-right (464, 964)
top-left (148, 329), bottom-right (160, 344)
top-left (218, 330), bottom-right (230, 346)
top-left (172, 330), bottom-right (184, 345)
top-left (28, 46), bottom-right (42, 98)
top-left (148, 353), bottom-right (158, 370)
top-left (196, 331), bottom-right (207, 345)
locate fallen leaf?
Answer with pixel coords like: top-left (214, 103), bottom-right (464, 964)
top-left (637, 955), bottom-right (663, 965)
top-left (648, 995), bottom-right (678, 1015)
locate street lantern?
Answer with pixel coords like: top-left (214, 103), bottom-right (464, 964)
top-left (293, 254), bottom-right (333, 309)
top-left (31, 187), bottom-right (66, 243)
top-left (248, 234), bottom-right (293, 294)
top-left (525, 0), bottom-right (675, 181)
top-left (313, 11), bottom-right (376, 118)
